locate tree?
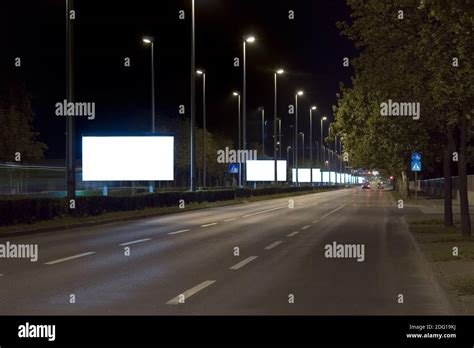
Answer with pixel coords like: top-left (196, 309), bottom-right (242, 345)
top-left (0, 83), bottom-right (47, 162)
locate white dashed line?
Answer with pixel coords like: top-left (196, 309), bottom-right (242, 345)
top-left (119, 238), bottom-right (152, 246)
top-left (166, 280), bottom-right (216, 305)
top-left (301, 225), bottom-right (311, 230)
top-left (44, 252), bottom-right (96, 265)
top-left (264, 241), bottom-right (283, 250)
top-left (168, 229), bottom-right (191, 235)
top-left (229, 256), bottom-right (258, 270)
top-left (224, 218), bottom-right (237, 222)
top-left (319, 204), bottom-right (347, 220)
top-left (201, 222), bottom-right (218, 227)
top-left (286, 231), bottom-right (299, 237)
top-left (0, 274), bottom-right (3, 277)
top-left (242, 206), bottom-right (285, 218)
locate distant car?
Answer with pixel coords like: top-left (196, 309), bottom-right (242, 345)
top-left (377, 182), bottom-right (384, 189)
top-left (362, 182), bottom-right (371, 189)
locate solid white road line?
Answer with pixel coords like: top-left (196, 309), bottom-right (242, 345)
top-left (242, 206), bottom-right (285, 218)
top-left (119, 238), bottom-right (152, 246)
top-left (229, 256), bottom-right (258, 270)
top-left (168, 229), bottom-right (191, 235)
top-left (301, 225), bottom-right (311, 230)
top-left (201, 222), bottom-right (217, 227)
top-left (224, 218), bottom-right (237, 222)
top-left (286, 231), bottom-right (299, 237)
top-left (0, 274), bottom-right (4, 276)
top-left (44, 252), bottom-right (96, 265)
top-left (264, 241), bottom-right (283, 250)
top-left (166, 280), bottom-right (216, 305)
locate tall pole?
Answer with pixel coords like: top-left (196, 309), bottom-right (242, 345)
top-left (151, 41), bottom-right (155, 133)
top-left (300, 133), bottom-right (305, 166)
top-left (190, 0), bottom-right (196, 191)
top-left (273, 73), bottom-right (277, 185)
top-left (278, 118), bottom-right (282, 159)
top-left (242, 40), bottom-right (247, 187)
top-left (261, 107), bottom-right (265, 156)
top-left (66, 0), bottom-right (75, 203)
top-left (295, 94), bottom-right (299, 186)
top-left (202, 72), bottom-right (206, 187)
top-left (237, 94), bottom-right (241, 187)
top-left (310, 108), bottom-right (313, 184)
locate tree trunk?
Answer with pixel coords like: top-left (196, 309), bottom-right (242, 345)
top-left (443, 126), bottom-right (454, 227)
top-left (400, 170), bottom-right (408, 198)
top-left (457, 117), bottom-right (471, 236)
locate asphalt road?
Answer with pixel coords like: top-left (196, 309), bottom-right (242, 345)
top-left (0, 187), bottom-right (452, 315)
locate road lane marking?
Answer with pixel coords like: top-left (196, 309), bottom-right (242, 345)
top-left (201, 222), bottom-right (217, 227)
top-left (242, 206), bottom-right (285, 218)
top-left (166, 280), bottom-right (216, 305)
top-left (119, 238), bottom-right (152, 246)
top-left (320, 204), bottom-right (346, 219)
top-left (168, 229), bottom-right (190, 235)
top-left (224, 218), bottom-right (237, 222)
top-left (44, 252), bottom-right (96, 265)
top-left (301, 225), bottom-right (311, 230)
top-left (229, 256), bottom-right (258, 270)
top-left (264, 241), bottom-right (283, 250)
top-left (0, 274), bottom-right (3, 276)
top-left (286, 231), bottom-right (299, 237)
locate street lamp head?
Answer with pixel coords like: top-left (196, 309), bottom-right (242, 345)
top-left (276, 69), bottom-right (284, 74)
top-left (232, 91), bottom-right (239, 96)
top-left (196, 70), bottom-right (204, 75)
top-left (245, 36), bottom-right (256, 43)
top-left (300, 132), bottom-right (304, 135)
top-left (311, 106), bottom-right (317, 110)
top-left (297, 90), bottom-right (304, 96)
top-left (142, 36), bottom-right (154, 44)
top-left (322, 116), bottom-right (327, 121)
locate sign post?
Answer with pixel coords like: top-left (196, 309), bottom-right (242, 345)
top-left (411, 152), bottom-right (422, 201)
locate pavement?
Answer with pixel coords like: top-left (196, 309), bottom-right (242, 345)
top-left (0, 187), bottom-right (452, 315)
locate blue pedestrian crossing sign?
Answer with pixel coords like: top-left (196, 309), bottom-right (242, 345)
top-left (411, 160), bottom-right (421, 172)
top-left (228, 163), bottom-right (239, 174)
top-left (411, 152), bottom-right (422, 161)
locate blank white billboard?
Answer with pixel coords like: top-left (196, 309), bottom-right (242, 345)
top-left (358, 176), bottom-right (364, 184)
top-left (312, 168), bottom-right (321, 183)
top-left (82, 136), bottom-right (174, 181)
top-left (337, 173), bottom-right (342, 183)
top-left (291, 168), bottom-right (311, 183)
top-left (246, 160), bottom-right (287, 181)
top-left (344, 173), bottom-right (349, 183)
top-left (329, 171), bottom-right (336, 183)
top-left (322, 171), bottom-right (330, 183)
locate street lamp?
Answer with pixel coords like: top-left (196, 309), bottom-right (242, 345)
top-left (242, 35), bottom-right (255, 187)
top-left (320, 116), bottom-right (327, 165)
top-left (287, 146), bottom-right (292, 166)
top-left (197, 70), bottom-right (206, 187)
top-left (295, 90), bottom-right (303, 186)
top-left (274, 68), bottom-right (284, 185)
top-left (278, 117), bottom-right (282, 158)
top-left (142, 35), bottom-right (155, 193)
top-left (309, 105), bottom-right (317, 184)
top-left (233, 91), bottom-right (241, 187)
top-left (259, 107), bottom-right (265, 156)
top-left (299, 132), bottom-right (305, 166)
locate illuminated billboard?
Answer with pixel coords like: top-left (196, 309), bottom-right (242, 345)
top-left (246, 160), bottom-right (287, 181)
top-left (312, 168), bottom-right (321, 183)
top-left (291, 168), bottom-right (311, 183)
top-left (82, 136), bottom-right (174, 181)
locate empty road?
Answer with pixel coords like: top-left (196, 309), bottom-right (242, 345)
top-left (0, 187), bottom-right (451, 315)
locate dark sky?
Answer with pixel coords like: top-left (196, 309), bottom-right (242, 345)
top-left (2, 0), bottom-right (355, 159)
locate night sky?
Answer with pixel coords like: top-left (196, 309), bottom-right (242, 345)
top-left (3, 0), bottom-right (355, 159)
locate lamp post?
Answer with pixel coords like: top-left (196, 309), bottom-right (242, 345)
top-left (190, 0), bottom-right (196, 191)
top-left (242, 35), bottom-right (255, 187)
top-left (287, 146), bottom-right (292, 166)
top-left (142, 36), bottom-right (155, 193)
top-left (320, 116), bottom-right (327, 170)
top-left (197, 70), bottom-right (206, 187)
top-left (278, 118), bottom-right (282, 159)
top-left (295, 90), bottom-right (303, 186)
top-left (66, 0), bottom-right (75, 202)
top-left (259, 107), bottom-right (265, 156)
top-left (274, 69), bottom-right (284, 185)
top-left (233, 92), bottom-right (241, 187)
top-left (300, 132), bottom-right (305, 166)
top-left (309, 106), bottom-right (316, 184)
